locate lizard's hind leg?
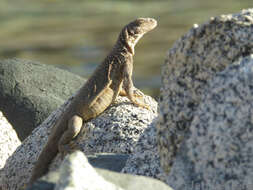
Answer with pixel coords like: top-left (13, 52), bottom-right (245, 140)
top-left (58, 115), bottom-right (83, 157)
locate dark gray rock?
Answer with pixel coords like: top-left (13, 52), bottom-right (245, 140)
top-left (0, 59), bottom-right (85, 140)
top-left (87, 153), bottom-right (129, 172)
top-left (158, 9), bottom-right (253, 173)
top-left (167, 55), bottom-right (253, 190)
top-left (29, 151), bottom-right (173, 190)
top-left (26, 181), bottom-right (54, 190)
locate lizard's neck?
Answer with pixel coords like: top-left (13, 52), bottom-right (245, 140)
top-left (112, 39), bottom-right (134, 57)
top-left (113, 27), bottom-right (139, 56)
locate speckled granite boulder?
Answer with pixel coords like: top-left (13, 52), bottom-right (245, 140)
top-left (158, 9), bottom-right (253, 173)
top-left (167, 55), bottom-right (253, 190)
top-left (121, 119), bottom-right (167, 182)
top-left (0, 59), bottom-right (85, 140)
top-left (29, 151), bottom-right (172, 190)
top-left (0, 111), bottom-right (21, 169)
top-left (0, 93), bottom-right (157, 189)
top-left (75, 96), bottom-right (157, 154)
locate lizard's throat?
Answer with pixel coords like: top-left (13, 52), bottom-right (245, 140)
top-left (126, 34), bottom-right (144, 55)
top-left (126, 43), bottom-right (135, 55)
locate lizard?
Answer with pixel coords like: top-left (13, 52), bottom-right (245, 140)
top-left (28, 17), bottom-right (157, 185)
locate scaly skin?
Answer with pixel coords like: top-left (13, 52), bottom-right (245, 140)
top-left (28, 17), bottom-right (157, 185)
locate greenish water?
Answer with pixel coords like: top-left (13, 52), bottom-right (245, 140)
top-left (0, 0), bottom-right (252, 98)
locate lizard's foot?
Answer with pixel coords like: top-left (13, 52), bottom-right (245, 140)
top-left (130, 90), bottom-right (150, 110)
top-left (137, 102), bottom-right (150, 110)
top-left (131, 98), bottom-right (150, 110)
top-left (133, 88), bottom-right (145, 97)
top-left (120, 88), bottom-right (145, 98)
top-left (58, 115), bottom-right (83, 159)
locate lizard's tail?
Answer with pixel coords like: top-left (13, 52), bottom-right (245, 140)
top-left (28, 143), bottom-right (58, 186)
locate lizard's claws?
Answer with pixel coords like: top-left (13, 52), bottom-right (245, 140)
top-left (133, 89), bottom-right (145, 97)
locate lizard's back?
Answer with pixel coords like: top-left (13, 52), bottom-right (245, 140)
top-left (29, 52), bottom-right (124, 183)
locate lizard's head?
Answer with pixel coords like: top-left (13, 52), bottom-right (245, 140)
top-left (120, 17), bottom-right (157, 55)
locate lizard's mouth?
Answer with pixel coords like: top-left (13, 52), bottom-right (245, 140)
top-left (143, 18), bottom-right (157, 31)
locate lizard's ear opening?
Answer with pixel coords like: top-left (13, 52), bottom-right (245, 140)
top-left (122, 28), bottom-right (135, 55)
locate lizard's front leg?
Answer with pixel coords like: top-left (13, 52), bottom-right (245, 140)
top-left (122, 64), bottom-right (150, 110)
top-left (58, 115), bottom-right (83, 157)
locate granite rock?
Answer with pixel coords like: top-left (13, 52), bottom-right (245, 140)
top-left (121, 119), bottom-right (167, 182)
top-left (29, 151), bottom-right (172, 190)
top-left (167, 55), bottom-right (253, 190)
top-left (158, 9), bottom-right (253, 173)
top-left (0, 92), bottom-right (157, 189)
top-left (75, 96), bottom-right (157, 155)
top-left (0, 59), bottom-right (85, 140)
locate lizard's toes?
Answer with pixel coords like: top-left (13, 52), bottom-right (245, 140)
top-left (133, 89), bottom-right (145, 97)
top-left (135, 102), bottom-right (150, 110)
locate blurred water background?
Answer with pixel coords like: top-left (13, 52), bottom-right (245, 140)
top-left (0, 0), bottom-right (252, 98)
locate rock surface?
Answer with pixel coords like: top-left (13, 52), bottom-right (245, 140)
top-left (158, 9), bottom-right (253, 173)
top-left (75, 96), bottom-right (157, 155)
top-left (167, 55), bottom-right (253, 190)
top-left (0, 59), bottom-right (85, 140)
top-left (121, 119), bottom-right (167, 182)
top-left (29, 151), bottom-right (172, 190)
top-left (0, 111), bottom-right (21, 170)
top-left (0, 92), bottom-right (157, 189)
